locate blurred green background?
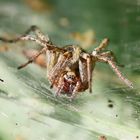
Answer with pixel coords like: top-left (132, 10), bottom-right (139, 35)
top-left (0, 0), bottom-right (140, 140)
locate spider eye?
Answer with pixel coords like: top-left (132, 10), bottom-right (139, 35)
top-left (64, 72), bottom-right (76, 82)
top-left (67, 75), bottom-right (74, 79)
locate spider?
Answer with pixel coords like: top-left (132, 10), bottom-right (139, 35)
top-left (0, 25), bottom-right (133, 99)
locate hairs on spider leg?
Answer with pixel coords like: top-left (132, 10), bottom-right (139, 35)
top-left (108, 60), bottom-right (133, 88)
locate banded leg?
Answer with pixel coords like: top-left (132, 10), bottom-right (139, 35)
top-left (0, 34), bottom-right (48, 49)
top-left (0, 25), bottom-right (50, 43)
top-left (94, 38), bottom-right (109, 52)
top-left (97, 56), bottom-right (133, 88)
top-left (23, 25), bottom-right (50, 42)
top-left (86, 55), bottom-right (94, 93)
top-left (80, 53), bottom-right (94, 93)
top-left (49, 52), bottom-right (72, 88)
top-left (17, 47), bottom-right (47, 69)
top-left (79, 58), bottom-right (88, 83)
top-left (100, 51), bottom-right (124, 67)
top-left (55, 74), bottom-right (65, 97)
top-left (69, 81), bottom-right (81, 101)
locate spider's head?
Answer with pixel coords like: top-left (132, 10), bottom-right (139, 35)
top-left (64, 71), bottom-right (77, 83)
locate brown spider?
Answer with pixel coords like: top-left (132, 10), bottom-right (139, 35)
top-left (0, 26), bottom-right (133, 99)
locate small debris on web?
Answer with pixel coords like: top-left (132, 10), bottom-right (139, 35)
top-left (108, 99), bottom-right (113, 103)
top-left (0, 79), bottom-right (4, 82)
top-left (59, 17), bottom-right (70, 27)
top-left (99, 135), bottom-right (107, 140)
top-left (108, 103), bottom-right (113, 108)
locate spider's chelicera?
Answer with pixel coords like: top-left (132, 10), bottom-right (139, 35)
top-left (0, 26), bottom-right (133, 99)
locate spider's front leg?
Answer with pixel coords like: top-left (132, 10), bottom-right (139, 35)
top-left (68, 81), bottom-right (81, 101)
top-left (0, 26), bottom-right (55, 56)
top-left (0, 26), bottom-right (56, 69)
top-left (24, 25), bottom-right (50, 42)
top-left (48, 51), bottom-right (72, 88)
top-left (0, 25), bottom-right (50, 44)
top-left (54, 73), bottom-right (65, 97)
top-left (97, 52), bottom-right (133, 88)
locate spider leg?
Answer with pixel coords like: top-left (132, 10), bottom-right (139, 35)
top-left (97, 55), bottom-right (133, 88)
top-left (23, 25), bottom-right (50, 42)
top-left (0, 25), bottom-right (50, 43)
top-left (100, 51), bottom-right (124, 67)
top-left (23, 49), bottom-right (47, 68)
top-left (94, 38), bottom-right (109, 53)
top-left (79, 58), bottom-right (88, 83)
top-left (68, 81), bottom-right (81, 101)
top-left (87, 55), bottom-right (94, 93)
top-left (46, 50), bottom-right (61, 76)
top-left (80, 53), bottom-right (95, 93)
top-left (55, 74), bottom-right (65, 97)
top-left (48, 52), bottom-right (72, 88)
top-left (0, 34), bottom-right (50, 49)
top-left (17, 47), bottom-right (47, 69)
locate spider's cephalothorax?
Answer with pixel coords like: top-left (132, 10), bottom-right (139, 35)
top-left (0, 26), bottom-right (133, 99)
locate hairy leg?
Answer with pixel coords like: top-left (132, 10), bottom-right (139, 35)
top-left (23, 49), bottom-right (46, 67)
top-left (23, 25), bottom-right (50, 42)
top-left (68, 81), bottom-right (81, 101)
top-left (0, 25), bottom-right (50, 43)
top-left (55, 74), bottom-right (65, 96)
top-left (79, 58), bottom-right (88, 83)
top-left (48, 52), bottom-right (72, 88)
top-left (87, 56), bottom-right (92, 93)
top-left (97, 55), bottom-right (133, 88)
top-left (0, 25), bottom-right (58, 53)
top-left (100, 51), bottom-right (124, 67)
top-left (94, 38), bottom-right (109, 53)
top-left (17, 47), bottom-right (47, 69)
top-left (80, 53), bottom-right (94, 93)
top-left (0, 34), bottom-right (49, 48)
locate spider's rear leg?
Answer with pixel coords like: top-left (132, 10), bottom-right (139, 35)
top-left (18, 47), bottom-right (47, 69)
top-left (23, 49), bottom-right (47, 68)
top-left (97, 55), bottom-right (133, 88)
